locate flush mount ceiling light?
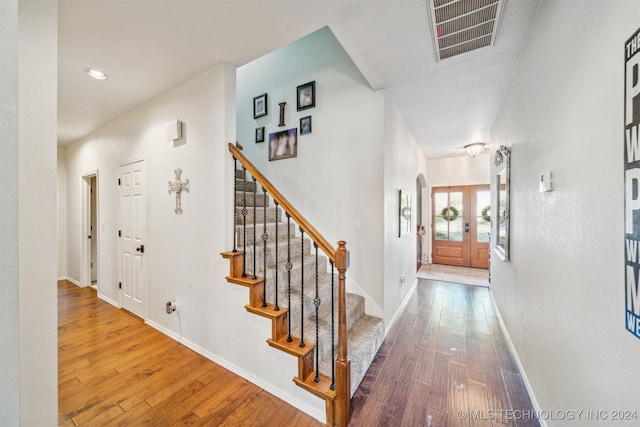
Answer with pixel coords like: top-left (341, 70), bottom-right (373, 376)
top-left (84, 68), bottom-right (108, 80)
top-left (427, 0), bottom-right (507, 61)
top-left (464, 142), bottom-right (486, 157)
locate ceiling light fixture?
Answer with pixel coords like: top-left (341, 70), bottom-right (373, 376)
top-left (84, 68), bottom-right (108, 80)
top-left (464, 142), bottom-right (486, 157)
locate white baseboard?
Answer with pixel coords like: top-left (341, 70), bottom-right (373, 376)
top-left (97, 293), bottom-right (119, 308)
top-left (145, 319), bottom-right (325, 424)
top-left (488, 293), bottom-right (547, 427)
top-left (385, 278), bottom-right (418, 336)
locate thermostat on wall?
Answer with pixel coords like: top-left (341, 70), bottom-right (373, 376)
top-left (540, 170), bottom-right (553, 192)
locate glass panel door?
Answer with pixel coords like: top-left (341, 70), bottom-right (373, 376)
top-left (432, 185), bottom-right (490, 269)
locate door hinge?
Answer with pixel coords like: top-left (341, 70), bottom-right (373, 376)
top-left (118, 178), bottom-right (121, 185)
top-left (119, 282), bottom-right (122, 289)
top-left (118, 230), bottom-right (121, 237)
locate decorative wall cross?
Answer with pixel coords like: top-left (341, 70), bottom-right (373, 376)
top-left (168, 167), bottom-right (190, 215)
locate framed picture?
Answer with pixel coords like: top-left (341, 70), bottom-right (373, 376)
top-left (253, 93), bottom-right (268, 119)
top-left (269, 128), bottom-right (297, 161)
top-left (296, 81), bottom-right (315, 111)
top-left (300, 116), bottom-right (312, 135)
top-left (399, 190), bottom-right (411, 237)
top-left (255, 126), bottom-right (265, 143)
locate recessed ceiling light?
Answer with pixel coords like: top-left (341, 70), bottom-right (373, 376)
top-left (84, 68), bottom-right (108, 80)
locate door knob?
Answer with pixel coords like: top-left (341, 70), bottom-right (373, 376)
top-left (136, 244), bottom-right (145, 253)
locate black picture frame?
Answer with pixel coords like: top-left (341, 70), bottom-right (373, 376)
top-left (268, 128), bottom-right (297, 161)
top-left (253, 93), bottom-right (268, 119)
top-left (300, 116), bottom-right (312, 135)
top-left (296, 81), bottom-right (315, 111)
top-left (255, 126), bottom-right (265, 143)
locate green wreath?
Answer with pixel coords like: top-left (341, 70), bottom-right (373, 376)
top-left (481, 205), bottom-right (491, 223)
top-left (440, 206), bottom-right (459, 221)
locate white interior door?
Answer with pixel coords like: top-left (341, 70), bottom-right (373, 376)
top-left (120, 160), bottom-right (146, 319)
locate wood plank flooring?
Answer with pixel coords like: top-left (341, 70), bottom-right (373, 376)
top-left (57, 280), bottom-right (322, 427)
top-left (350, 279), bottom-right (539, 427)
top-left (59, 278), bottom-right (538, 427)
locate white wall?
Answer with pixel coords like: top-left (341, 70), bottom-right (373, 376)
top-left (58, 146), bottom-right (68, 279)
top-left (63, 63), bottom-right (326, 421)
top-left (236, 27), bottom-right (386, 316)
top-left (427, 152), bottom-right (490, 187)
top-left (383, 95), bottom-right (427, 324)
top-left (490, 0), bottom-right (640, 420)
top-left (0, 0), bottom-right (58, 424)
top-left (0, 0), bottom-right (20, 422)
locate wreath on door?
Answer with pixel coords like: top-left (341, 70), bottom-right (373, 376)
top-left (440, 206), bottom-right (459, 221)
top-left (481, 205), bottom-right (491, 223)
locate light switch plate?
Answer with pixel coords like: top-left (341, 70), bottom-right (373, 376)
top-left (540, 170), bottom-right (553, 192)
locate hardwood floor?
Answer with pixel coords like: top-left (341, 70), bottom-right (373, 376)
top-left (59, 278), bottom-right (538, 427)
top-left (350, 279), bottom-right (540, 427)
top-left (57, 280), bottom-right (322, 426)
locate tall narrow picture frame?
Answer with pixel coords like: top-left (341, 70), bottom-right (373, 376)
top-left (297, 81), bottom-right (315, 111)
top-left (253, 93), bottom-right (268, 119)
top-left (399, 190), bottom-right (411, 237)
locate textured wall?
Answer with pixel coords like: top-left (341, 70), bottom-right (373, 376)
top-left (491, 0), bottom-right (640, 422)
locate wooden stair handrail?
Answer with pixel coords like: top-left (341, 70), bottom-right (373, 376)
top-left (229, 142), bottom-right (336, 262)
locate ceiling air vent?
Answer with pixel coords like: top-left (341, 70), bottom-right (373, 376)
top-left (428, 0), bottom-right (506, 61)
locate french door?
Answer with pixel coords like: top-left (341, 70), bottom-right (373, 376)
top-left (431, 185), bottom-right (490, 269)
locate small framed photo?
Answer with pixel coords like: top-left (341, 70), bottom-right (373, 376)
top-left (300, 116), bottom-right (312, 135)
top-left (296, 81), bottom-right (315, 111)
top-left (269, 128), bottom-right (297, 161)
top-left (255, 126), bottom-right (265, 143)
top-left (253, 93), bottom-right (268, 119)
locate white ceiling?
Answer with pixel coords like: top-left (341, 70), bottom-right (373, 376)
top-left (58, 0), bottom-right (541, 158)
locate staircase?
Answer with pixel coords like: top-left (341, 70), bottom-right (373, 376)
top-left (221, 143), bottom-right (384, 426)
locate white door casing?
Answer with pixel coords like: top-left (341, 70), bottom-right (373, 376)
top-left (120, 159), bottom-right (146, 319)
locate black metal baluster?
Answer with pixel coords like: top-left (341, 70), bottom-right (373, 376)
top-left (286, 214), bottom-right (293, 342)
top-left (274, 201), bottom-right (280, 311)
top-left (241, 167), bottom-right (248, 277)
top-left (232, 158), bottom-right (237, 253)
top-left (252, 177), bottom-right (257, 280)
top-left (299, 228), bottom-right (305, 348)
top-left (330, 260), bottom-right (336, 390)
top-left (314, 243), bottom-right (320, 382)
top-left (262, 185), bottom-right (268, 307)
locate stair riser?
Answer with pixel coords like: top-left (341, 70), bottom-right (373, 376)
top-left (235, 179), bottom-right (258, 193)
top-left (264, 273), bottom-right (337, 312)
top-left (242, 248), bottom-right (329, 279)
top-left (235, 223), bottom-right (295, 246)
top-left (235, 192), bottom-right (270, 207)
top-left (235, 207), bottom-right (282, 225)
top-left (240, 236), bottom-right (312, 262)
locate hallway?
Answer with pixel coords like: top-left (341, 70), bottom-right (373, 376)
top-left (350, 279), bottom-right (539, 426)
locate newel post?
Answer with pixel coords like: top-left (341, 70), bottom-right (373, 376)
top-left (334, 240), bottom-right (351, 427)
